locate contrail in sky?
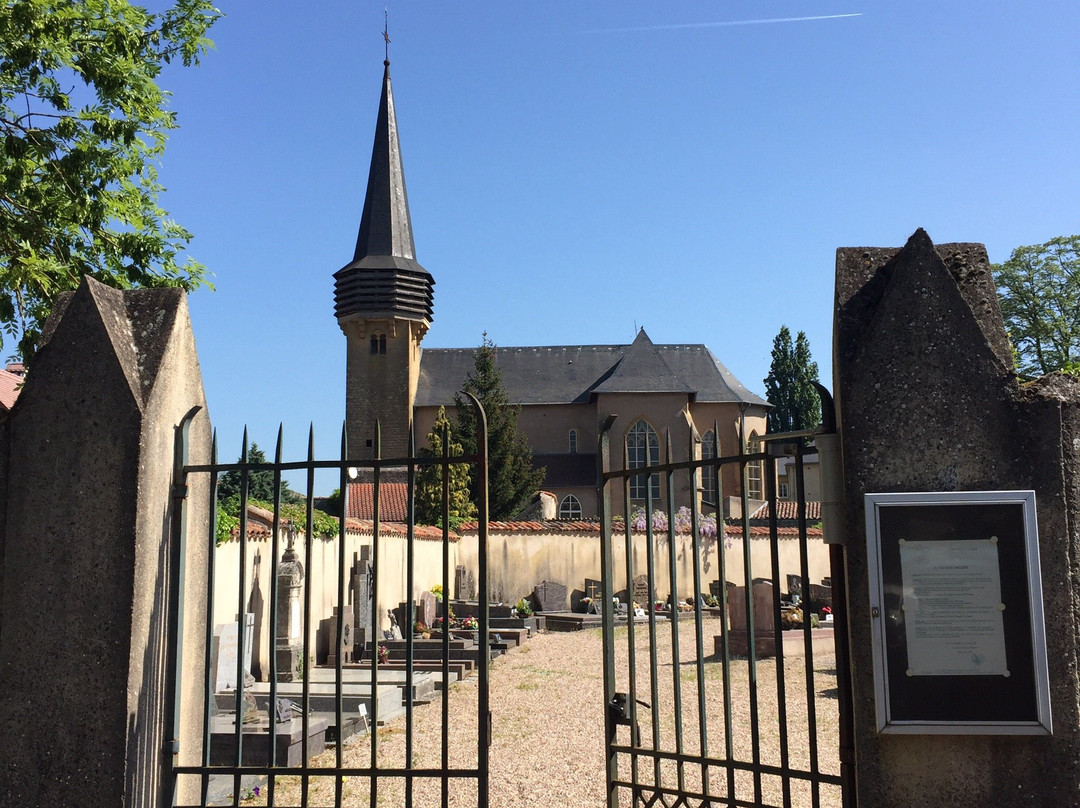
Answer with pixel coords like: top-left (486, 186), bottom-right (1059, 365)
top-left (580, 13), bottom-right (863, 34)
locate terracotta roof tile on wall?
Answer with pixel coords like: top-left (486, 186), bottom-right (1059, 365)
top-left (0, 367), bottom-right (22, 411)
top-left (750, 500), bottom-right (822, 521)
top-left (346, 482), bottom-right (410, 522)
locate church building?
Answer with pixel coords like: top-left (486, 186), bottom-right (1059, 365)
top-left (336, 59), bottom-right (769, 520)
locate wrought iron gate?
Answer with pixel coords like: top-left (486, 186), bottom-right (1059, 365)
top-left (166, 398), bottom-right (490, 807)
top-left (598, 413), bottom-right (854, 808)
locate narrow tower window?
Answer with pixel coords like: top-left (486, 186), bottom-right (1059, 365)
top-left (569, 429), bottom-right (578, 454)
top-left (370, 334), bottom-right (387, 355)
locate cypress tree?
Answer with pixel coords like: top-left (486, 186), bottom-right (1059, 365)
top-left (415, 406), bottom-right (477, 528)
top-left (763, 326), bottom-right (821, 437)
top-left (455, 333), bottom-right (546, 520)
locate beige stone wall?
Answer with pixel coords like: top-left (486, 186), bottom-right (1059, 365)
top-left (214, 526), bottom-right (455, 679)
top-left (457, 527), bottom-right (830, 607)
top-left (517, 402), bottom-right (596, 453)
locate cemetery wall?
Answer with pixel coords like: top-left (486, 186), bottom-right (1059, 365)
top-left (456, 525), bottom-right (829, 607)
top-left (213, 524), bottom-right (454, 678)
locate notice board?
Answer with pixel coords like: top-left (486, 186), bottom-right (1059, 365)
top-left (865, 491), bottom-right (1051, 734)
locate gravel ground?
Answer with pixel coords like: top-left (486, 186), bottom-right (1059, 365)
top-left (245, 620), bottom-right (841, 808)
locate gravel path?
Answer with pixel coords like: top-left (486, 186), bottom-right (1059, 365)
top-left (253, 621), bottom-right (841, 807)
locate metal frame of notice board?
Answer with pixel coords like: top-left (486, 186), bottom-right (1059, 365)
top-left (865, 490), bottom-right (1051, 735)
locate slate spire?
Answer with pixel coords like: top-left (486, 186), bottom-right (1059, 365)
top-left (334, 60), bottom-right (434, 326)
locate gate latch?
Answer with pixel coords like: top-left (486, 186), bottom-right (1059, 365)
top-left (609, 692), bottom-right (632, 725)
top-left (608, 692), bottom-right (650, 726)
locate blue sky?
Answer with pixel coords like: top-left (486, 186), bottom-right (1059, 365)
top-left (154, 1), bottom-right (1079, 492)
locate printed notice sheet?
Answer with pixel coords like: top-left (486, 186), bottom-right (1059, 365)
top-left (899, 538), bottom-right (1008, 676)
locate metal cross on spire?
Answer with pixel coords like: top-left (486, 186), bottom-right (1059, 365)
top-left (383, 8), bottom-right (390, 63)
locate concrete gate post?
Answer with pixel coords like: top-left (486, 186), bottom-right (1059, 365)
top-left (834, 229), bottom-right (1080, 806)
top-left (0, 278), bottom-right (211, 807)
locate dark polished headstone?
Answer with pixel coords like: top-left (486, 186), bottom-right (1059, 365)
top-left (533, 580), bottom-right (567, 612)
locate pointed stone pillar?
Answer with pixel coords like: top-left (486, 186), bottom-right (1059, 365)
top-left (0, 277), bottom-right (210, 807)
top-left (835, 230), bottom-right (1080, 806)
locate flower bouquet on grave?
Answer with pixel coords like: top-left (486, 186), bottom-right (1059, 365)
top-left (377, 645), bottom-right (389, 664)
top-left (414, 620), bottom-right (430, 639)
top-left (460, 615), bottom-right (479, 631)
top-left (578, 596), bottom-right (592, 613)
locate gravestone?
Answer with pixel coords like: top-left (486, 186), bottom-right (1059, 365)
top-left (455, 565), bottom-right (476, 601)
top-left (533, 580), bottom-right (567, 612)
top-left (418, 591), bottom-right (437, 628)
top-left (215, 614), bottom-right (255, 692)
top-left (633, 575), bottom-right (651, 608)
top-left (349, 549), bottom-right (373, 652)
top-left (786, 574), bottom-right (803, 598)
top-left (584, 578), bottom-right (601, 601)
top-left (321, 608), bottom-right (354, 666)
top-left (276, 538), bottom-right (304, 682)
top-left (724, 581), bottom-right (776, 657)
top-left (807, 583), bottom-right (832, 611)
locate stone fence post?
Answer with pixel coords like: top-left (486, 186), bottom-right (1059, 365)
top-left (0, 278), bottom-right (210, 807)
top-left (835, 229), bottom-right (1080, 806)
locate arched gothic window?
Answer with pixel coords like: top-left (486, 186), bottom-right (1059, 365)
top-left (627, 420), bottom-right (660, 501)
top-left (559, 494), bottom-right (582, 519)
top-left (701, 429), bottom-right (718, 506)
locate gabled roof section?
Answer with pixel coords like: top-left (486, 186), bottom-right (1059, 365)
top-left (335, 60), bottom-right (434, 324)
top-left (590, 329), bottom-right (692, 396)
top-left (415, 338), bottom-right (768, 407)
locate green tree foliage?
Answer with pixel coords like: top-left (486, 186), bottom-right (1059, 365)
top-left (0, 0), bottom-right (220, 359)
top-left (763, 325), bottom-right (820, 436)
top-left (415, 406), bottom-right (477, 528)
top-left (993, 236), bottom-right (1080, 379)
top-left (216, 442), bottom-right (301, 505)
top-left (455, 333), bottom-right (545, 521)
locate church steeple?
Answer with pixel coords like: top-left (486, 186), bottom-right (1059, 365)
top-left (334, 60), bottom-right (434, 328)
top-left (336, 58), bottom-right (434, 461)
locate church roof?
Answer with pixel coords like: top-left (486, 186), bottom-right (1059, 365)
top-left (415, 330), bottom-right (768, 407)
top-left (334, 60), bottom-right (434, 324)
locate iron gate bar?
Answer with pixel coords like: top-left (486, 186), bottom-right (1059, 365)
top-left (334, 424), bottom-right (349, 806)
top-left (301, 426), bottom-right (316, 808)
top-left (441, 420), bottom-right (451, 808)
top-left (794, 446), bottom-right (822, 808)
top-left (738, 426), bottom-right (766, 806)
top-left (662, 431), bottom-right (686, 794)
top-left (764, 450), bottom-right (792, 808)
top-left (199, 434), bottom-right (218, 806)
top-left (642, 459), bottom-right (663, 792)
top-left (712, 422), bottom-right (736, 804)
top-left (370, 421), bottom-right (382, 808)
top-left (404, 430), bottom-right (417, 808)
top-left (686, 447), bottom-right (708, 799)
top-left (265, 428), bottom-right (284, 805)
top-left (233, 430), bottom-right (252, 806)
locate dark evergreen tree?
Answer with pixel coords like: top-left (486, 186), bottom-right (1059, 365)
top-left (763, 326), bottom-right (821, 437)
top-left (217, 442), bottom-right (296, 504)
top-left (415, 406), bottom-right (477, 527)
top-left (455, 333), bottom-right (546, 520)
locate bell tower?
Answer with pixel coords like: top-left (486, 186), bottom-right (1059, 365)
top-left (334, 59), bottom-right (434, 460)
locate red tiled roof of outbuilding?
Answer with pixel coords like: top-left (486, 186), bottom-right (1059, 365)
top-left (346, 482), bottom-right (410, 522)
